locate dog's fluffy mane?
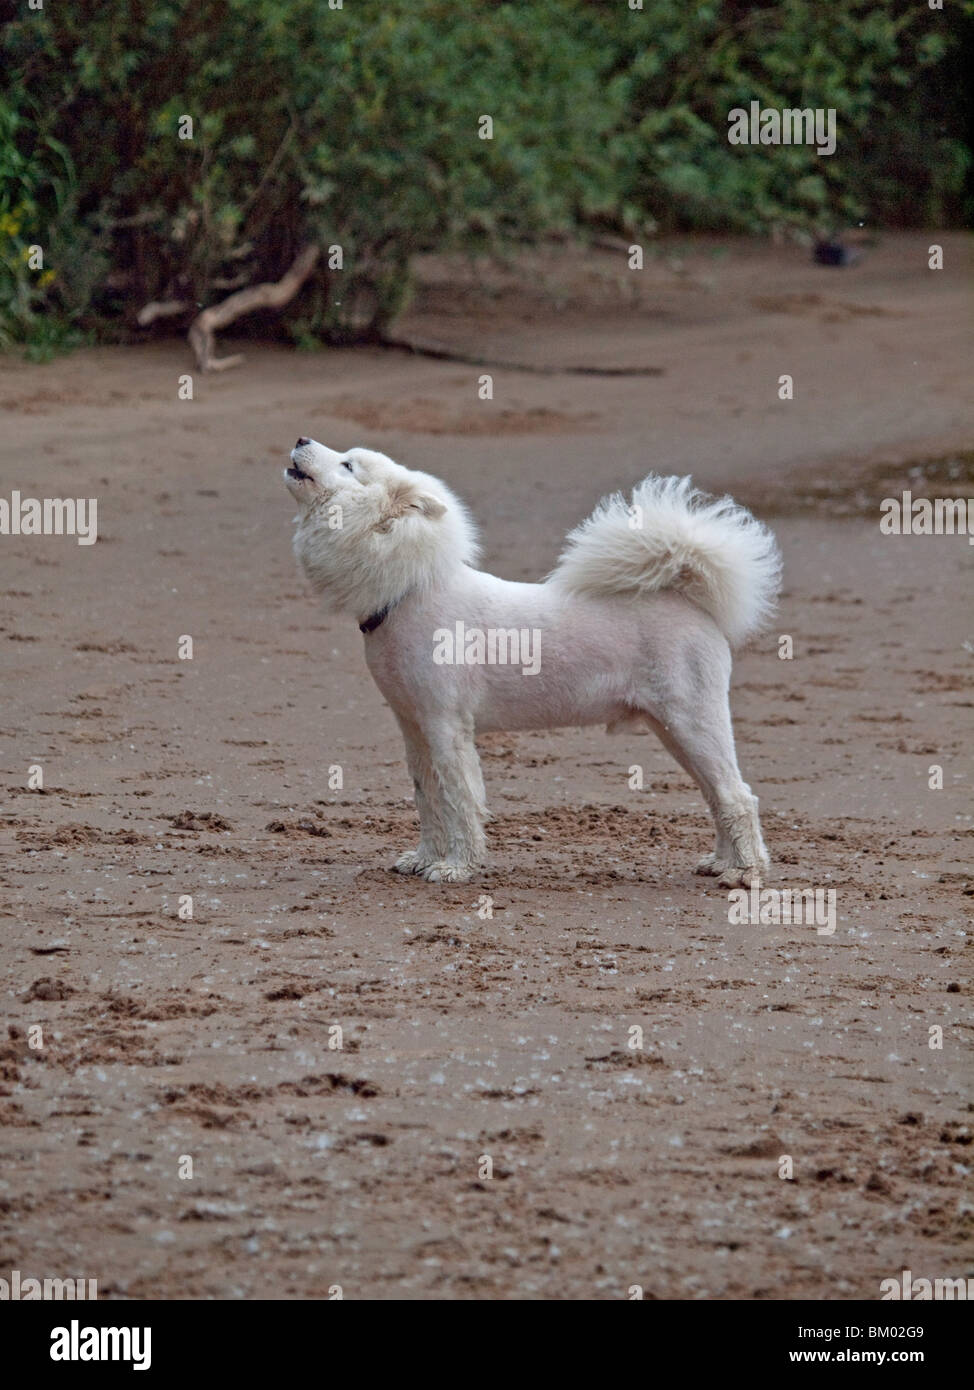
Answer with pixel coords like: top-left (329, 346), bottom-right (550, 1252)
top-left (293, 452), bottom-right (479, 619)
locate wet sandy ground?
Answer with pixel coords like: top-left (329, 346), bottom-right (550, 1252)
top-left (1, 232), bottom-right (972, 1298)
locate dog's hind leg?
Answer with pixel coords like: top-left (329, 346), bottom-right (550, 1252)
top-left (647, 705), bottom-right (768, 887)
top-left (639, 646), bottom-right (769, 888)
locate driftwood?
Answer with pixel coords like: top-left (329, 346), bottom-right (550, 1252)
top-left (187, 244), bottom-right (320, 371)
top-left (137, 300), bottom-right (192, 326)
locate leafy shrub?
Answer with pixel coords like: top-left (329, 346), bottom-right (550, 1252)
top-left (0, 0), bottom-right (968, 356)
top-left (601, 0), bottom-right (971, 234)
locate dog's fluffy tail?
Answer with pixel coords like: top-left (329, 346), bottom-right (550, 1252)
top-left (548, 474), bottom-right (782, 647)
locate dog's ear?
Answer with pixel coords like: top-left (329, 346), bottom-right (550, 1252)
top-left (410, 492), bottom-right (446, 520)
top-left (374, 483), bottom-right (447, 532)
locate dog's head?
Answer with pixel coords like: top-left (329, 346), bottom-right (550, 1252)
top-left (285, 438), bottom-right (449, 519)
top-left (283, 438), bottom-right (478, 619)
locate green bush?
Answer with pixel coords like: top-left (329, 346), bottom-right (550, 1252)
top-left (601, 0), bottom-right (971, 235)
top-left (0, 0), bottom-right (968, 356)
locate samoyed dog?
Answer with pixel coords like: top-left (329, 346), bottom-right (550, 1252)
top-left (284, 438), bottom-right (781, 886)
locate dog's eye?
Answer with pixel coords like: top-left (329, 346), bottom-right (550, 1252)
top-left (342, 459), bottom-right (354, 472)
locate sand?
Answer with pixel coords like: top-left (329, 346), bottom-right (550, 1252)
top-left (1, 231), bottom-right (971, 1299)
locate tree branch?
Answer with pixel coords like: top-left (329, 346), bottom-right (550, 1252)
top-left (137, 300), bottom-right (192, 326)
top-left (187, 244), bottom-right (320, 371)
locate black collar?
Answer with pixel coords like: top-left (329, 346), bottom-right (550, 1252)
top-left (358, 593), bottom-right (407, 635)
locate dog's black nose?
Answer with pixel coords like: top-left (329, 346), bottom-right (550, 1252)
top-left (295, 436), bottom-right (311, 448)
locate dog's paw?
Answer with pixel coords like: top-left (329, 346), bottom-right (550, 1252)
top-left (717, 863), bottom-right (766, 889)
top-left (420, 860), bottom-right (475, 884)
top-left (394, 848), bottom-right (444, 875)
top-left (695, 852), bottom-right (728, 878)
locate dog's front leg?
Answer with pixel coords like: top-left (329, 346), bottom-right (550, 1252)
top-left (415, 714), bottom-right (488, 883)
top-left (393, 715), bottom-right (451, 875)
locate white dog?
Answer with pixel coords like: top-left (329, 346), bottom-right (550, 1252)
top-left (284, 438), bottom-right (781, 886)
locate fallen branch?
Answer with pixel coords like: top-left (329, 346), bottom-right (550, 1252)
top-left (137, 299), bottom-right (192, 326)
top-left (187, 243), bottom-right (320, 371)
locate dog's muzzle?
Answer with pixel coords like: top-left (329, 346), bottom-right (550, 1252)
top-left (288, 441), bottom-right (314, 481)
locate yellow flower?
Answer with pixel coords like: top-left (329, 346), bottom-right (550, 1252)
top-left (39, 269), bottom-right (55, 288)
